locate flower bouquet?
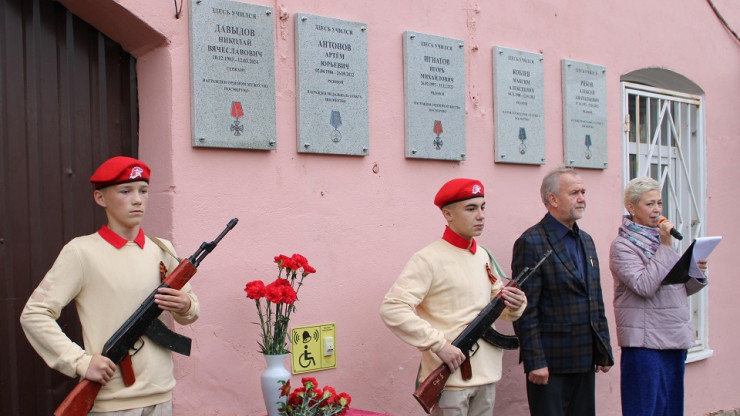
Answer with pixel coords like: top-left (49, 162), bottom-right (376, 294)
top-left (245, 253), bottom-right (316, 354)
top-left (279, 377), bottom-right (351, 416)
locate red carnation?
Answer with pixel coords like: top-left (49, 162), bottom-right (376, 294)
top-left (338, 392), bottom-right (351, 407)
top-left (264, 282), bottom-right (282, 303)
top-left (264, 279), bottom-right (297, 304)
top-left (288, 387), bottom-right (305, 406)
top-left (310, 387), bottom-right (324, 405)
top-left (322, 385), bottom-right (337, 404)
top-left (281, 258), bottom-right (299, 271)
top-left (291, 253), bottom-right (308, 267)
top-left (301, 377), bottom-right (318, 389)
top-left (274, 254), bottom-right (291, 265)
top-left (302, 263), bottom-right (316, 276)
top-left (270, 278), bottom-right (289, 287)
top-left (279, 285), bottom-right (297, 304)
top-left (244, 280), bottom-right (265, 299)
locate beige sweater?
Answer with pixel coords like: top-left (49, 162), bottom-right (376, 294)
top-left (20, 232), bottom-right (199, 412)
top-left (380, 239), bottom-right (525, 388)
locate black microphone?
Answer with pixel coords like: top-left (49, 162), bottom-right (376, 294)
top-left (657, 217), bottom-right (683, 240)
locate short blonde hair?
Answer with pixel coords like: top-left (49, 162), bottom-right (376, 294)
top-left (624, 177), bottom-right (660, 207)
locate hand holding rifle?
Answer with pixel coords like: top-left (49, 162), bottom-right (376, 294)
top-left (54, 218), bottom-right (238, 416)
top-left (435, 286), bottom-right (525, 373)
top-left (84, 354), bottom-right (116, 386)
top-left (413, 250), bottom-right (552, 413)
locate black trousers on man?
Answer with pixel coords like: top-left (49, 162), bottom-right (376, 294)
top-left (525, 371), bottom-right (596, 416)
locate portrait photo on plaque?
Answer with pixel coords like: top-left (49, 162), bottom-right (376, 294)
top-left (189, 0), bottom-right (277, 150)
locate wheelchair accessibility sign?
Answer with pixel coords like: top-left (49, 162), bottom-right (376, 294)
top-left (290, 323), bottom-right (336, 374)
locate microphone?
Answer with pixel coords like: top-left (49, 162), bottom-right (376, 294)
top-left (657, 217), bottom-right (683, 240)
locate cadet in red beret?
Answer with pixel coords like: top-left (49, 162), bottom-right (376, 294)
top-left (381, 178), bottom-right (527, 415)
top-left (21, 156), bottom-right (199, 415)
top-left (89, 155), bottom-right (151, 189)
top-left (433, 178), bottom-right (485, 209)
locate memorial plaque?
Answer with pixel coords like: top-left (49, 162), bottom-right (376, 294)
top-left (403, 31), bottom-right (466, 161)
top-left (295, 13), bottom-right (369, 156)
top-left (493, 46), bottom-right (545, 165)
top-left (189, 0), bottom-right (276, 149)
top-left (562, 59), bottom-right (608, 169)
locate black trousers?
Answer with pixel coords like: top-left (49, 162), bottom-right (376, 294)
top-left (525, 371), bottom-right (596, 416)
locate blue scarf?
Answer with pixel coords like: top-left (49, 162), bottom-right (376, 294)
top-left (618, 215), bottom-right (661, 259)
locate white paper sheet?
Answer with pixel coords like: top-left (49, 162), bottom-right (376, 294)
top-left (689, 236), bottom-right (722, 279)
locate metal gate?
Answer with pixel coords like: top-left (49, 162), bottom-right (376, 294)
top-left (622, 81), bottom-right (710, 358)
top-left (0, 0), bottom-right (139, 414)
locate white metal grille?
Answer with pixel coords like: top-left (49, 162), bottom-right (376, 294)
top-left (621, 82), bottom-right (711, 360)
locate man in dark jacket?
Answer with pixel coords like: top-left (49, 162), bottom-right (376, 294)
top-left (512, 166), bottom-right (613, 416)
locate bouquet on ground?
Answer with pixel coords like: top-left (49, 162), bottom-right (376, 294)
top-left (245, 253), bottom-right (316, 355)
top-left (279, 377), bottom-right (351, 416)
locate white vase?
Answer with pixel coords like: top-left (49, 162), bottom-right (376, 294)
top-left (261, 353), bottom-right (291, 416)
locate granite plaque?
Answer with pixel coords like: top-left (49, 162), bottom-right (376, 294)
top-left (562, 59), bottom-right (607, 169)
top-left (493, 46), bottom-right (545, 165)
top-left (403, 31), bottom-right (466, 160)
top-left (189, 0), bottom-right (276, 149)
top-left (295, 13), bottom-right (369, 156)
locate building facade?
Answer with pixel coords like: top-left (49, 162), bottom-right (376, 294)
top-left (5, 0), bottom-right (740, 414)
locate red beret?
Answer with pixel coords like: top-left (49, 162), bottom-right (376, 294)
top-left (434, 178), bottom-right (485, 208)
top-left (90, 156), bottom-right (150, 189)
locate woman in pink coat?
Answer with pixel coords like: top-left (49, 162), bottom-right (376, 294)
top-left (609, 177), bottom-right (707, 416)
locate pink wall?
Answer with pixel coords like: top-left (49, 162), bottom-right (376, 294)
top-left (59, 0), bottom-right (740, 414)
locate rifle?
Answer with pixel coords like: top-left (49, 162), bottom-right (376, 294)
top-left (412, 250), bottom-right (552, 413)
top-left (53, 218), bottom-right (239, 416)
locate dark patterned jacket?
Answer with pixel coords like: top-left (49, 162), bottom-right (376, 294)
top-left (512, 214), bottom-right (613, 374)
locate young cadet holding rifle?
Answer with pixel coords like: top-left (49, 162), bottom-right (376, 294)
top-left (20, 156), bottom-right (200, 416)
top-left (380, 178), bottom-right (527, 416)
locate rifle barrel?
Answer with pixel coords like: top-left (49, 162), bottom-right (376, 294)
top-left (190, 218), bottom-right (239, 266)
top-left (515, 250), bottom-right (552, 287)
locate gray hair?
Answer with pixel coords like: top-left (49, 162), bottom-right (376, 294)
top-left (624, 176), bottom-right (660, 207)
top-left (540, 166), bottom-right (578, 206)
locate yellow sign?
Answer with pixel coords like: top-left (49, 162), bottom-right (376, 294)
top-left (290, 323), bottom-right (336, 374)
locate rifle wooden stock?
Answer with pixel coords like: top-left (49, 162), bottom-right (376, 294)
top-left (412, 360), bottom-right (454, 414)
top-left (53, 219), bottom-right (238, 416)
top-left (411, 250), bottom-right (552, 413)
top-left (54, 380), bottom-right (101, 416)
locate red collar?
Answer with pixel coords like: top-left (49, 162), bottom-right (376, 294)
top-left (98, 225), bottom-right (146, 249)
top-left (442, 225), bottom-right (477, 254)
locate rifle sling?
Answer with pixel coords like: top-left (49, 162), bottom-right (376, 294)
top-left (481, 246), bottom-right (506, 279)
top-left (149, 237), bottom-right (182, 263)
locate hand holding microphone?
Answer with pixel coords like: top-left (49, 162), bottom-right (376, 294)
top-left (657, 216), bottom-right (683, 240)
